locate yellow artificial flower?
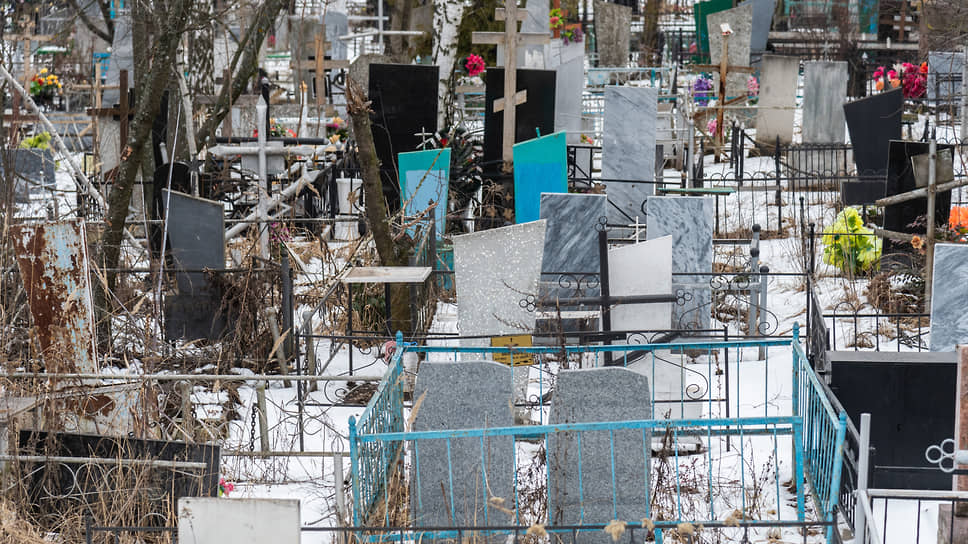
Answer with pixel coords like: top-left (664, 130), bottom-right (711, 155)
top-left (39, 68), bottom-right (47, 74)
top-left (56, 82), bottom-right (62, 89)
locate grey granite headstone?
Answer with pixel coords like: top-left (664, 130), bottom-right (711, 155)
top-left (755, 54), bottom-right (799, 147)
top-left (802, 61), bottom-right (847, 144)
top-left (594, 1), bottom-right (631, 67)
top-left (496, 0), bottom-right (550, 68)
top-left (539, 193), bottom-right (605, 301)
top-left (555, 57), bottom-right (584, 144)
top-left (927, 51), bottom-right (965, 102)
top-left (646, 197), bottom-right (714, 330)
top-left (411, 362), bottom-right (515, 528)
top-left (549, 367), bottom-right (651, 532)
top-left (707, 3), bottom-right (754, 99)
top-left (609, 236), bottom-right (673, 332)
top-left (929, 244), bottom-right (968, 352)
top-left (743, 0), bottom-right (776, 56)
top-left (453, 220), bottom-right (547, 340)
top-left (602, 86), bottom-right (657, 229)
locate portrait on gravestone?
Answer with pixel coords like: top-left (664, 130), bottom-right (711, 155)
top-left (483, 68), bottom-right (557, 165)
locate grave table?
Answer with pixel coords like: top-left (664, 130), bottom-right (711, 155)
top-left (342, 266), bottom-right (432, 374)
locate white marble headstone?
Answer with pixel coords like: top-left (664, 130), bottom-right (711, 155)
top-left (802, 60), bottom-right (848, 144)
top-left (602, 86), bottom-right (658, 228)
top-left (755, 54), bottom-right (800, 147)
top-left (608, 236), bottom-right (673, 332)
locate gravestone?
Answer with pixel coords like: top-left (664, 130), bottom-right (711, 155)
top-left (883, 140), bottom-right (953, 242)
top-left (411, 362), bottom-right (515, 528)
top-left (513, 132), bottom-right (567, 223)
top-left (369, 63), bottom-right (439, 205)
top-left (498, 0), bottom-right (550, 68)
top-left (594, 1), bottom-right (631, 67)
top-left (0, 149), bottom-right (57, 202)
top-left (104, 10), bottom-right (134, 104)
top-left (693, 0), bottom-right (733, 60)
top-left (163, 190), bottom-right (228, 341)
top-left (743, 0), bottom-right (776, 57)
top-left (548, 367), bottom-right (651, 531)
top-left (608, 236), bottom-right (673, 332)
top-left (927, 51), bottom-right (964, 104)
top-left (178, 498), bottom-right (300, 544)
top-left (707, 2), bottom-right (754, 99)
top-left (601, 86), bottom-right (658, 228)
top-left (929, 244), bottom-right (968, 352)
top-left (911, 147), bottom-right (955, 188)
top-left (843, 88), bottom-right (902, 175)
top-left (483, 68), bottom-right (557, 165)
top-left (802, 61), bottom-right (848, 144)
top-left (290, 13), bottom-right (349, 101)
top-left (453, 220), bottom-right (547, 341)
top-left (398, 148), bottom-right (451, 239)
top-left (646, 197), bottom-right (714, 330)
top-left (755, 54), bottom-right (799, 147)
top-left (555, 56), bottom-right (584, 144)
top-left (539, 193), bottom-right (606, 300)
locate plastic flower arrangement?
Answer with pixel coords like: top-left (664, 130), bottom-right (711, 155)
top-left (19, 131), bottom-right (52, 150)
top-left (549, 8), bottom-right (564, 30)
top-left (746, 75), bottom-right (759, 103)
top-left (465, 54), bottom-right (485, 77)
top-left (872, 62), bottom-right (927, 99)
top-left (218, 478), bottom-right (235, 497)
top-left (822, 207), bottom-right (882, 275)
top-left (693, 75), bottom-right (713, 106)
top-left (561, 24), bottom-right (583, 45)
top-left (253, 119), bottom-right (296, 138)
top-left (706, 118), bottom-right (717, 135)
top-left (29, 68), bottom-right (62, 98)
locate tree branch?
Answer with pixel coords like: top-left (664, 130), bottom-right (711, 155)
top-left (65, 0), bottom-right (113, 43)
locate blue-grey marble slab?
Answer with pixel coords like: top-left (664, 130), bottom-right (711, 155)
top-left (602, 86), bottom-right (657, 229)
top-left (538, 193), bottom-right (605, 301)
top-left (802, 61), bottom-right (847, 144)
top-left (930, 243), bottom-right (968, 351)
top-left (646, 196), bottom-right (714, 329)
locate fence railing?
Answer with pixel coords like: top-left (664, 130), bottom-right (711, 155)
top-left (350, 329), bottom-right (849, 542)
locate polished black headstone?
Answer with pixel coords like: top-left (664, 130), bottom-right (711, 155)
top-left (483, 68), bottom-right (556, 166)
top-left (883, 140), bottom-right (953, 241)
top-left (843, 88), bottom-right (902, 176)
top-left (368, 63), bottom-right (439, 205)
top-left (841, 179), bottom-right (886, 206)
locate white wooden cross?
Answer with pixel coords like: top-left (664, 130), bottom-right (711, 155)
top-left (472, 1), bottom-right (549, 172)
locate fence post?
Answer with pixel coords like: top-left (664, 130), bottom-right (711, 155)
top-left (303, 311), bottom-right (318, 392)
top-left (687, 119), bottom-right (695, 188)
top-left (334, 452), bottom-right (347, 527)
top-left (257, 383), bottom-right (270, 454)
top-left (758, 265), bottom-right (769, 358)
top-left (85, 514), bottom-right (93, 544)
top-left (348, 416), bottom-right (362, 526)
top-left (925, 134), bottom-right (937, 310)
top-left (855, 412), bottom-right (872, 540)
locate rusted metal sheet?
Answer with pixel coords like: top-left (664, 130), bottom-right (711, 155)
top-left (10, 219), bottom-right (98, 374)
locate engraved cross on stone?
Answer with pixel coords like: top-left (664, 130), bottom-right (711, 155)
top-left (472, 1), bottom-right (549, 172)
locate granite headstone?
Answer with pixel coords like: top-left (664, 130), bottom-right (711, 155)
top-left (843, 88), bottom-right (902, 176)
top-left (927, 51), bottom-right (964, 103)
top-left (608, 236), bottom-right (673, 332)
top-left (548, 367), bottom-right (651, 531)
top-left (594, 1), bottom-right (631, 67)
top-left (539, 193), bottom-right (606, 300)
top-left (483, 68), bottom-right (557, 165)
top-left (929, 244), bottom-right (968, 352)
top-left (883, 140), bottom-right (953, 244)
top-left (411, 361), bottom-right (515, 528)
top-left (707, 3), bottom-right (754, 99)
top-left (755, 54), bottom-right (799, 147)
top-left (802, 61), bottom-right (848, 144)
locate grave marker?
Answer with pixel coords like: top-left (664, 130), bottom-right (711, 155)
top-left (512, 131), bottom-right (567, 223)
top-left (707, 2), bottom-right (754, 100)
top-left (602, 86), bottom-right (658, 227)
top-left (548, 367), bottom-right (651, 531)
top-left (594, 0), bottom-right (632, 67)
top-left (802, 61), bottom-right (848, 144)
top-left (755, 54), bottom-right (800, 148)
top-left (411, 362), bottom-right (515, 528)
top-left (608, 235), bottom-right (673, 332)
top-left (178, 498), bottom-right (300, 544)
top-left (929, 243), bottom-right (968, 352)
top-left (843, 88), bottom-right (902, 176)
top-left (883, 140), bottom-right (953, 242)
top-left (483, 68), bottom-right (557, 165)
top-left (398, 148), bottom-right (451, 239)
top-left (538, 193), bottom-right (606, 299)
top-left (927, 51), bottom-right (965, 104)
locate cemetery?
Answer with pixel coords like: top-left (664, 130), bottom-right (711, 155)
top-left (2, 0), bottom-right (968, 543)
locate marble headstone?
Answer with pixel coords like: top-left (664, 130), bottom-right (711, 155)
top-left (602, 86), bottom-right (658, 228)
top-left (454, 220), bottom-right (547, 340)
top-left (608, 236), bottom-right (673, 332)
top-left (555, 56), bottom-right (585, 144)
top-left (755, 54), bottom-right (800, 147)
top-left (927, 51), bottom-right (964, 103)
top-left (411, 362), bottom-right (515, 528)
top-left (802, 61), bottom-right (848, 144)
top-left (646, 197), bottom-right (714, 330)
top-left (539, 193), bottom-right (606, 300)
top-left (594, 1), bottom-right (631, 67)
top-left (513, 132), bottom-right (568, 223)
top-left (178, 498), bottom-right (300, 544)
top-left (930, 244), bottom-right (968, 351)
top-left (707, 3), bottom-right (754, 99)
top-left (398, 148), bottom-right (451, 239)
top-left (548, 367), bottom-right (651, 532)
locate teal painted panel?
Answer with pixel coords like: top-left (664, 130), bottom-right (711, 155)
top-left (694, 0), bottom-right (733, 60)
top-left (513, 131), bottom-right (568, 223)
top-left (399, 148), bottom-right (451, 239)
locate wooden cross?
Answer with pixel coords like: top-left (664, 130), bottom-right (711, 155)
top-left (473, 1), bottom-right (550, 172)
top-left (292, 22), bottom-right (349, 107)
top-left (694, 31), bottom-right (754, 157)
top-left (8, 17), bottom-right (54, 85)
top-left (86, 69), bottom-right (132, 164)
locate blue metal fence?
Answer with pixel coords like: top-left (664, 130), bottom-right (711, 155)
top-left (350, 328), bottom-right (847, 542)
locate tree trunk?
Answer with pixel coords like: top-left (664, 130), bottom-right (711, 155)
top-left (388, 0), bottom-right (415, 62)
top-left (345, 76), bottom-right (413, 333)
top-left (432, 0), bottom-right (467, 128)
